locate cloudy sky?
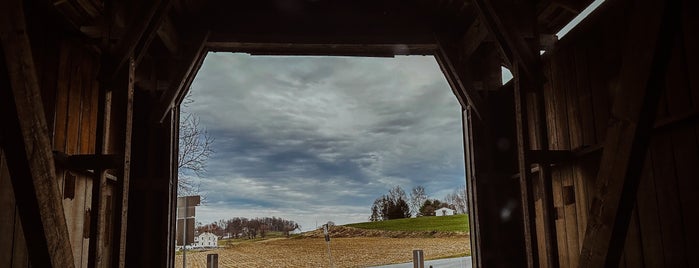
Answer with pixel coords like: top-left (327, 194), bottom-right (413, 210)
top-left (184, 53), bottom-right (465, 231)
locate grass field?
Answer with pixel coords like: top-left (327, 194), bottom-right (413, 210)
top-left (344, 214), bottom-right (469, 232)
top-left (175, 237), bottom-right (469, 268)
top-left (175, 215), bottom-right (471, 267)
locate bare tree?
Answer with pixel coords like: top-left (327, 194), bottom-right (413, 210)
top-left (178, 96), bottom-right (214, 197)
top-left (444, 185), bottom-right (468, 214)
top-left (409, 185), bottom-right (428, 217)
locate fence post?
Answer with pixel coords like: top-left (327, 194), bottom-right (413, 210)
top-left (207, 254), bottom-right (218, 268)
top-left (413, 250), bottom-right (424, 268)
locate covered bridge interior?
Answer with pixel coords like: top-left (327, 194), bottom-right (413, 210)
top-left (1, 0), bottom-right (698, 267)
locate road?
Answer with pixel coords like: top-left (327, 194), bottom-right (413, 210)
top-left (370, 256), bottom-right (472, 268)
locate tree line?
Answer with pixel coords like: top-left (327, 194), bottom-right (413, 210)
top-left (369, 185), bottom-right (468, 221)
top-left (196, 216), bottom-right (300, 239)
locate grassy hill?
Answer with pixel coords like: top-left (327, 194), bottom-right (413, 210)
top-left (344, 214), bottom-right (469, 232)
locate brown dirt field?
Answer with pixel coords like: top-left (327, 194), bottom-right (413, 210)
top-left (175, 236), bottom-right (470, 268)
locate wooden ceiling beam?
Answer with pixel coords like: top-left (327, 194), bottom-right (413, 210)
top-left (473, 0), bottom-right (543, 83)
top-left (0, 1), bottom-right (75, 267)
top-left (102, 0), bottom-right (173, 83)
top-left (157, 15), bottom-right (180, 54)
top-left (578, 0), bottom-right (679, 267)
top-left (458, 18), bottom-right (490, 61)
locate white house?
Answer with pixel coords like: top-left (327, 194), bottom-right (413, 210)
top-left (436, 207), bottom-right (455, 216)
top-left (194, 232), bottom-right (218, 248)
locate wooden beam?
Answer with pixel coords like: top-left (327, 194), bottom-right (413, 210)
top-left (472, 0), bottom-right (543, 83)
top-left (0, 1), bottom-right (75, 267)
top-left (512, 62), bottom-right (541, 268)
top-left (458, 18), bottom-right (490, 61)
top-left (578, 0), bottom-right (679, 267)
top-left (156, 15), bottom-right (180, 54)
top-left (111, 57), bottom-right (136, 268)
top-left (206, 31), bottom-right (438, 56)
top-left (53, 151), bottom-right (122, 170)
top-left (435, 36), bottom-right (487, 119)
top-left (153, 30), bottom-right (209, 123)
top-left (102, 0), bottom-right (172, 82)
top-left (87, 80), bottom-right (112, 267)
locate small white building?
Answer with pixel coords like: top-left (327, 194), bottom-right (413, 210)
top-left (436, 207), bottom-right (455, 216)
top-left (194, 232), bottom-right (218, 248)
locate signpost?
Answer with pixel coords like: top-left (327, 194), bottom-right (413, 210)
top-left (177, 195), bottom-right (200, 268)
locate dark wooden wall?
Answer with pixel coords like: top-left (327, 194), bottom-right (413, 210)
top-left (0, 37), bottom-right (111, 267)
top-left (528, 0), bottom-right (699, 266)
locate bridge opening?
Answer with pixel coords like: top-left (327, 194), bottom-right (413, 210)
top-left (173, 52), bottom-right (473, 267)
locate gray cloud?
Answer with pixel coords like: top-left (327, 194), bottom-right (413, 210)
top-left (185, 53), bottom-right (465, 229)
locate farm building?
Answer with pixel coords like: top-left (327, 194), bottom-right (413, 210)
top-left (193, 232), bottom-right (217, 248)
top-left (436, 208), bottom-right (456, 216)
top-left (0, 0), bottom-right (697, 267)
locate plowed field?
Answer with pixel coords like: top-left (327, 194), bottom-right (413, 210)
top-left (174, 236), bottom-right (470, 267)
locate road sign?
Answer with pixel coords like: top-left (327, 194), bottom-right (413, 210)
top-left (176, 218), bottom-right (195, 246)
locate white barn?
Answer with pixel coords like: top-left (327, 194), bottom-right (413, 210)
top-left (194, 232), bottom-right (218, 248)
top-left (436, 207), bottom-right (455, 216)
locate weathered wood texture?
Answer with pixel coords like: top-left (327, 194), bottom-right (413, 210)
top-left (0, 38), bottom-right (105, 268)
top-left (0, 0), bottom-right (75, 266)
top-left (529, 0), bottom-right (699, 266)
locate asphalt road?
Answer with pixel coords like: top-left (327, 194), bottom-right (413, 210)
top-left (370, 256), bottom-right (472, 268)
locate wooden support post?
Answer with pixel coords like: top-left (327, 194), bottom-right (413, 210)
top-left (111, 57), bottom-right (135, 268)
top-left (472, 0), bottom-right (560, 266)
top-left (512, 63), bottom-right (540, 268)
top-left (0, 1), bottom-right (75, 267)
top-left (578, 0), bottom-right (679, 267)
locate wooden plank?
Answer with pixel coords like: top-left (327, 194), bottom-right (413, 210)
top-left (573, 163), bottom-right (589, 251)
top-left (586, 33), bottom-right (610, 144)
top-left (572, 44), bottom-right (596, 147)
top-left (622, 208), bottom-right (643, 268)
top-left (636, 154), bottom-right (663, 268)
top-left (663, 34), bottom-right (692, 117)
top-left (578, 0), bottom-right (679, 266)
top-left (562, 166), bottom-right (579, 266)
top-left (563, 51), bottom-right (583, 150)
top-left (681, 0), bottom-right (699, 105)
top-left (112, 57), bottom-right (135, 268)
top-left (64, 44), bottom-right (86, 268)
top-left (0, 151), bottom-right (15, 267)
top-left (88, 87), bottom-right (112, 268)
top-left (650, 134), bottom-right (688, 267)
top-left (0, 0), bottom-right (76, 266)
top-left (11, 208), bottom-right (28, 268)
top-left (671, 126), bottom-right (699, 268)
top-left (153, 30), bottom-right (209, 123)
top-left (54, 41), bottom-right (72, 154)
top-left (512, 62), bottom-right (541, 268)
top-left (541, 58), bottom-right (563, 268)
top-left (551, 168), bottom-right (569, 268)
